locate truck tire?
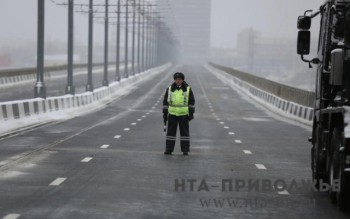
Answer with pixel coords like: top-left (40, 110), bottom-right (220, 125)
top-left (329, 128), bottom-right (350, 211)
top-left (312, 144), bottom-right (327, 189)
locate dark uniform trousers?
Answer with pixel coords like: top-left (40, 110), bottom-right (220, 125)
top-left (166, 114), bottom-right (190, 153)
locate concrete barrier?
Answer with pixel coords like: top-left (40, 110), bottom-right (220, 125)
top-left (0, 63), bottom-right (172, 134)
top-left (206, 64), bottom-right (313, 126)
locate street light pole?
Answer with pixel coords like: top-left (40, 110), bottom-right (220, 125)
top-left (115, 0), bottom-right (121, 81)
top-left (131, 0), bottom-right (136, 76)
top-left (102, 0), bottom-right (109, 86)
top-left (66, 0), bottom-right (75, 94)
top-left (137, 0), bottom-right (141, 73)
top-left (124, 0), bottom-right (129, 78)
top-left (35, 0), bottom-right (46, 98)
top-left (86, 0), bottom-right (94, 92)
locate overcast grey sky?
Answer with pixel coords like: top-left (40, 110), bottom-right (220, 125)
top-left (0, 0), bottom-right (324, 49)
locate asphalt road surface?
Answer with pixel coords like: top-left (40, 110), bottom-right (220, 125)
top-left (0, 65), bottom-right (349, 219)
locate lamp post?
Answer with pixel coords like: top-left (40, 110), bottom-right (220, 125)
top-left (66, 0), bottom-right (75, 94)
top-left (34, 0), bottom-right (46, 98)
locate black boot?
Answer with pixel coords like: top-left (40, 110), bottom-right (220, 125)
top-left (164, 151), bottom-right (172, 155)
top-left (183, 152), bottom-right (188, 156)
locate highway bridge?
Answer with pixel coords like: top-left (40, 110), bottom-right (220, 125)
top-left (0, 62), bottom-right (349, 219)
top-left (0, 0), bottom-right (349, 218)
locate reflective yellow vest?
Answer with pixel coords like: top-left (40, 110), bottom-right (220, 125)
top-left (168, 86), bottom-right (190, 116)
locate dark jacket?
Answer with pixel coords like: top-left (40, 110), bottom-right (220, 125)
top-left (163, 81), bottom-right (195, 115)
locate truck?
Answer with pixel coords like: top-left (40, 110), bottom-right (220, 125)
top-left (297, 0), bottom-right (350, 210)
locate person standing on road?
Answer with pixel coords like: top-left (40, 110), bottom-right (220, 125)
top-left (163, 72), bottom-right (195, 156)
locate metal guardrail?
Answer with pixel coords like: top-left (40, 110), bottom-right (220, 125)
top-left (209, 62), bottom-right (315, 108)
top-left (0, 62), bottom-right (117, 78)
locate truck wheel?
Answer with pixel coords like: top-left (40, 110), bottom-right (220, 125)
top-left (329, 128), bottom-right (350, 211)
top-left (312, 145), bottom-right (327, 190)
top-left (337, 156), bottom-right (350, 211)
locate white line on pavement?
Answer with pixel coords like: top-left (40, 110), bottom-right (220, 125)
top-left (235, 140), bottom-right (242, 144)
top-left (137, 119), bottom-right (142, 121)
top-left (100, 144), bottom-right (110, 149)
top-left (131, 123), bottom-right (137, 125)
top-left (142, 115), bottom-right (146, 118)
top-left (124, 128), bottom-right (130, 131)
top-left (243, 150), bottom-right (252, 154)
top-left (255, 164), bottom-right (267, 170)
top-left (224, 126), bottom-right (229, 129)
top-left (114, 135), bottom-right (121, 139)
top-left (229, 132), bottom-right (235, 135)
top-left (81, 157), bottom-right (93, 163)
top-left (220, 122), bottom-right (225, 124)
top-left (2, 214), bottom-right (21, 219)
top-left (277, 190), bottom-right (290, 195)
top-left (49, 177), bottom-right (67, 186)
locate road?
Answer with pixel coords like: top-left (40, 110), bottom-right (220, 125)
top-left (0, 65), bottom-right (349, 219)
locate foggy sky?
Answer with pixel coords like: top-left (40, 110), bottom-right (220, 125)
top-left (0, 0), bottom-right (324, 49)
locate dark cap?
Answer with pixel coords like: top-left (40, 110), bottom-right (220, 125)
top-left (173, 72), bottom-right (185, 80)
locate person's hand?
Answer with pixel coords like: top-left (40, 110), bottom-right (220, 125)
top-left (188, 113), bottom-right (194, 121)
top-left (163, 113), bottom-right (168, 123)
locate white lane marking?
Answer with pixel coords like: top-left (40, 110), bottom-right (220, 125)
top-left (209, 106), bottom-right (213, 108)
top-left (255, 164), bottom-right (267, 170)
top-left (243, 150), bottom-right (252, 154)
top-left (146, 112), bottom-right (150, 115)
top-left (278, 190), bottom-right (290, 195)
top-left (155, 103), bottom-right (158, 106)
top-left (114, 135), bottom-right (121, 139)
top-left (152, 107), bottom-right (156, 109)
top-left (229, 132), bottom-right (235, 135)
top-left (137, 119), bottom-right (142, 121)
top-left (3, 214), bottom-right (21, 219)
top-left (131, 123), bottom-right (137, 125)
top-left (220, 122), bottom-right (225, 124)
top-left (224, 126), bottom-right (229, 129)
top-left (100, 144), bottom-right (110, 149)
top-left (81, 157), bottom-right (93, 163)
top-left (216, 118), bottom-right (221, 121)
top-left (124, 128), bottom-right (130, 131)
top-left (49, 177), bottom-right (67, 186)
top-left (235, 140), bottom-right (242, 144)
top-left (210, 109), bottom-right (214, 112)
top-left (142, 115), bottom-right (146, 118)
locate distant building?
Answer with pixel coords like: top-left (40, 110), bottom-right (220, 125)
top-left (157, 0), bottom-right (211, 64)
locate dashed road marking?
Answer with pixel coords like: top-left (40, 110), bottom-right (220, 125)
top-left (142, 115), bottom-right (146, 118)
top-left (131, 123), bottom-right (137, 125)
top-left (216, 118), bottom-right (221, 121)
top-left (137, 119), bottom-right (142, 121)
top-left (146, 112), bottom-right (150, 115)
top-left (210, 109), bottom-right (214, 112)
top-left (224, 126), bottom-right (229, 129)
top-left (124, 128), bottom-right (130, 131)
top-left (277, 190), bottom-right (290, 195)
top-left (235, 140), bottom-right (242, 144)
top-left (100, 144), bottom-right (110, 149)
top-left (229, 132), bottom-right (235, 135)
top-left (152, 107), bottom-right (156, 109)
top-left (3, 214), bottom-right (21, 219)
top-left (49, 177), bottom-right (67, 186)
top-left (220, 122), bottom-right (225, 124)
top-left (114, 135), bottom-right (121, 139)
top-left (243, 150), bottom-right (252, 154)
top-left (81, 157), bottom-right (93, 163)
top-left (255, 164), bottom-right (267, 170)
